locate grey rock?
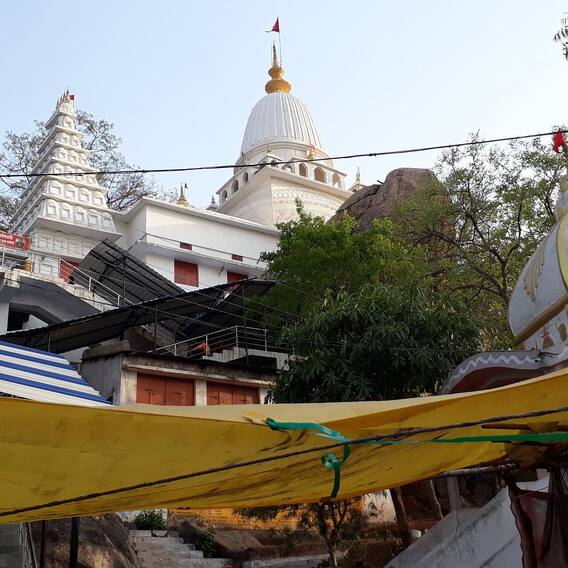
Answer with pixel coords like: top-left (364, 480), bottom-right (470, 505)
top-left (329, 168), bottom-right (441, 232)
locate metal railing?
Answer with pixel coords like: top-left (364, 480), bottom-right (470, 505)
top-left (0, 247), bottom-right (124, 309)
top-left (152, 325), bottom-right (284, 357)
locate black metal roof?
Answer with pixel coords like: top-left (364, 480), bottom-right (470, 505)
top-left (0, 279), bottom-right (275, 353)
top-left (75, 240), bottom-right (183, 304)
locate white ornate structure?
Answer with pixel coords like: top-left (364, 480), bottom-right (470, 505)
top-left (10, 91), bottom-right (120, 277)
top-left (215, 47), bottom-right (353, 226)
top-left (8, 49), bottom-right (358, 303)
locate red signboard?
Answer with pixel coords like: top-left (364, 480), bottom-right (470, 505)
top-left (0, 232), bottom-right (30, 250)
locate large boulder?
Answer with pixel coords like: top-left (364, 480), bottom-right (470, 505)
top-left (30, 514), bottom-right (140, 568)
top-left (330, 168), bottom-right (441, 232)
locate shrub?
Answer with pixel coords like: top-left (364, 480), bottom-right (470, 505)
top-left (133, 510), bottom-right (166, 530)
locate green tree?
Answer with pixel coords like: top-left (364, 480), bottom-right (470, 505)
top-left (253, 208), bottom-right (481, 563)
top-left (0, 111), bottom-right (160, 228)
top-left (392, 133), bottom-right (564, 347)
top-left (271, 284), bottom-right (480, 404)
top-left (554, 15), bottom-right (568, 61)
top-left (259, 203), bottom-right (423, 324)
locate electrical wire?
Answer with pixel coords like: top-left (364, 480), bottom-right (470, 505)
top-left (1, 129), bottom-right (565, 179)
top-left (2, 401), bottom-right (567, 518)
top-left (0, 275), bottom-right (475, 357)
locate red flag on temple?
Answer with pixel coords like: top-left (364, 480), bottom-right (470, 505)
top-left (266, 18), bottom-right (280, 33)
top-left (69, 94), bottom-right (75, 101)
top-left (553, 131), bottom-right (565, 153)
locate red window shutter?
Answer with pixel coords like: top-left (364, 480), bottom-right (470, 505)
top-left (227, 271), bottom-right (248, 283)
top-left (206, 382), bottom-right (259, 405)
top-left (165, 379), bottom-right (195, 406)
top-left (60, 260), bottom-right (80, 282)
top-left (174, 260), bottom-right (198, 286)
top-left (136, 373), bottom-right (166, 405)
top-left (180, 242), bottom-right (193, 250)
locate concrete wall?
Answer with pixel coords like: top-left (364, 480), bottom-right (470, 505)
top-left (114, 201), bottom-right (278, 289)
top-left (80, 348), bottom-right (275, 407)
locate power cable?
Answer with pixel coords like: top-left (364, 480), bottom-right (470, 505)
top-left (2, 401), bottom-right (568, 518)
top-left (1, 129), bottom-right (565, 179)
top-left (0, 276), bottom-right (476, 356)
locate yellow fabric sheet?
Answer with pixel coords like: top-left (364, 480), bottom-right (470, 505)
top-left (2, 369), bottom-right (568, 523)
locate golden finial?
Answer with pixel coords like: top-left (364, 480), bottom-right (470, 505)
top-left (307, 145), bottom-right (317, 160)
top-left (177, 182), bottom-right (189, 206)
top-left (265, 43), bottom-right (291, 94)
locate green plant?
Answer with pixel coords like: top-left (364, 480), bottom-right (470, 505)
top-left (133, 509), bottom-right (166, 531)
top-left (197, 528), bottom-right (216, 558)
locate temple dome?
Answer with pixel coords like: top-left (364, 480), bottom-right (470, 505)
top-left (240, 91), bottom-right (325, 157)
top-left (239, 46), bottom-right (326, 158)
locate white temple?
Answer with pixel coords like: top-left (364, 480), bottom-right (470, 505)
top-left (10, 91), bottom-right (120, 277)
top-left (215, 46), bottom-right (353, 226)
top-left (6, 48), bottom-right (356, 298)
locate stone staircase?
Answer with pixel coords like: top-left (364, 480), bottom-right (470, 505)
top-left (0, 524), bottom-right (22, 568)
top-left (130, 530), bottom-right (231, 568)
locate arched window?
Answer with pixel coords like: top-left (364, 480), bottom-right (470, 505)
top-left (232, 180), bottom-right (239, 193)
top-left (221, 190), bottom-right (228, 203)
top-left (243, 172), bottom-right (249, 184)
top-left (332, 173), bottom-right (341, 188)
top-left (299, 163), bottom-right (308, 177)
top-left (314, 167), bottom-right (327, 183)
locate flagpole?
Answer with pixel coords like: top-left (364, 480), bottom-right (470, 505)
top-left (278, 19), bottom-right (283, 65)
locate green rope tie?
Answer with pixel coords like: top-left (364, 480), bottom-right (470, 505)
top-left (266, 418), bottom-right (568, 498)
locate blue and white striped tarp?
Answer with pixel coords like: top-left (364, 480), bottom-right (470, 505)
top-left (0, 340), bottom-right (110, 406)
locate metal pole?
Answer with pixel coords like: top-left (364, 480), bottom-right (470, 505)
top-left (122, 259), bottom-right (127, 306)
top-left (68, 517), bottom-right (80, 568)
top-left (153, 307), bottom-right (158, 350)
top-left (264, 329), bottom-right (268, 351)
top-left (241, 286), bottom-right (249, 365)
top-left (39, 521), bottom-right (47, 568)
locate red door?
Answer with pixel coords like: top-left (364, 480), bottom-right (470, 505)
top-left (137, 373), bottom-right (166, 405)
top-left (60, 260), bottom-right (80, 282)
top-left (137, 373), bottom-right (195, 406)
top-left (165, 379), bottom-right (195, 406)
top-left (174, 260), bottom-right (199, 286)
top-left (207, 382), bottom-right (259, 405)
top-left (227, 271), bottom-right (248, 283)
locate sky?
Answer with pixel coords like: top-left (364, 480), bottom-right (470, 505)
top-left (1, 1), bottom-right (568, 207)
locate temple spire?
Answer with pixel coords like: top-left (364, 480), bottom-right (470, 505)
top-left (177, 183), bottom-right (190, 207)
top-left (265, 43), bottom-right (291, 94)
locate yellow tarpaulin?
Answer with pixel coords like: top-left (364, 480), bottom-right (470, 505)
top-left (2, 369), bottom-right (568, 523)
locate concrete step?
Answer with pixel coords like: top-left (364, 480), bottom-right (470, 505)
top-left (187, 559), bottom-right (231, 568)
top-left (132, 536), bottom-right (183, 544)
top-left (138, 551), bottom-right (193, 563)
top-left (130, 529), bottom-right (169, 538)
top-left (134, 542), bottom-right (190, 554)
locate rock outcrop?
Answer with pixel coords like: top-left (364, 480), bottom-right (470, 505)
top-left (30, 514), bottom-right (140, 568)
top-left (329, 168), bottom-right (441, 232)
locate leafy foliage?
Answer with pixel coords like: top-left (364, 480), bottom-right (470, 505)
top-left (271, 284), bottom-right (480, 403)
top-left (554, 16), bottom-right (568, 60)
top-left (0, 111), bottom-right (161, 228)
top-left (259, 202), bottom-right (424, 324)
top-left (133, 509), bottom-right (166, 530)
top-left (392, 133), bottom-right (564, 347)
top-left (197, 528), bottom-right (216, 558)
top-left (237, 499), bottom-right (368, 568)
